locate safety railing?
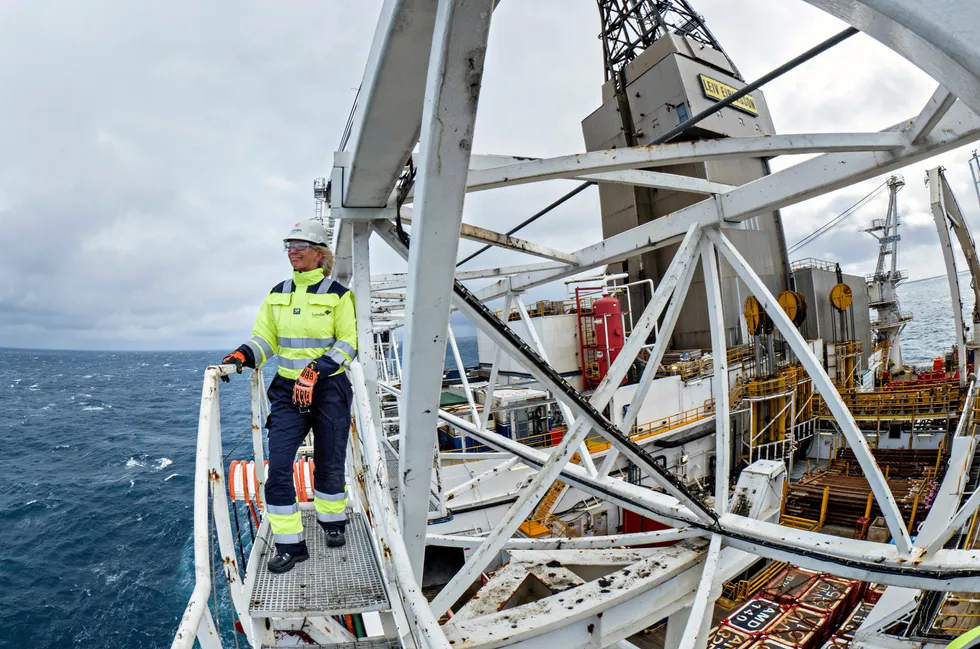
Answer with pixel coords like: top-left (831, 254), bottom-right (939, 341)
top-left (172, 365), bottom-right (268, 649)
top-left (745, 366), bottom-right (801, 399)
top-left (584, 402), bottom-right (714, 453)
top-left (790, 258), bottom-right (838, 273)
top-left (748, 438), bottom-right (793, 464)
top-left (718, 560), bottom-right (788, 609)
top-left (814, 385), bottom-right (963, 418)
top-left (172, 363), bottom-right (446, 649)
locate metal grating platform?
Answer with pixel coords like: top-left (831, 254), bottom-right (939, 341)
top-left (263, 640), bottom-right (402, 649)
top-left (249, 511), bottom-right (390, 618)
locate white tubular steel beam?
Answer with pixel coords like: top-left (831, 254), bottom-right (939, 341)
top-left (448, 325), bottom-right (480, 426)
top-left (350, 363), bottom-right (452, 649)
top-left (342, 1), bottom-right (438, 206)
top-left (444, 456), bottom-right (519, 502)
top-left (352, 222), bottom-right (383, 433)
top-left (427, 527), bottom-right (701, 549)
top-left (707, 228), bottom-right (913, 553)
top-left (700, 238), bottom-right (730, 514)
top-left (597, 245), bottom-right (701, 478)
top-left (373, 261), bottom-right (567, 289)
top-left (429, 227), bottom-right (707, 617)
top-left (676, 534), bottom-right (722, 649)
top-left (462, 133), bottom-right (907, 193)
top-left (514, 298), bottom-right (597, 475)
top-left (376, 220), bottom-right (714, 522)
top-left (429, 391), bottom-right (980, 590)
top-left (929, 166), bottom-right (969, 386)
top-left (479, 293), bottom-right (515, 434)
top-left (576, 169), bottom-right (735, 195)
top-left (442, 404), bottom-right (980, 590)
top-left (910, 86), bottom-right (957, 144)
top-left (921, 481), bottom-right (980, 556)
top-left (399, 207), bottom-right (575, 264)
top-left (475, 101), bottom-right (980, 302)
top-left (442, 545), bottom-right (757, 649)
top-left (456, 222), bottom-right (575, 263)
top-left (397, 0), bottom-right (493, 579)
top-left (803, 0), bottom-right (980, 116)
top-left (456, 154), bottom-right (735, 194)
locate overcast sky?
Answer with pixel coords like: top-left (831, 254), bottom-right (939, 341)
top-left (1, 1), bottom-right (978, 350)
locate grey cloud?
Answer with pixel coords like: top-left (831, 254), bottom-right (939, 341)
top-left (3, 1), bottom-right (979, 350)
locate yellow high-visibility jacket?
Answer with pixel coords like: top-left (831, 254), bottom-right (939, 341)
top-left (241, 268), bottom-right (357, 379)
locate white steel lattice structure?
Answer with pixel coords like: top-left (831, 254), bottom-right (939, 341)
top-left (172, 2), bottom-right (980, 649)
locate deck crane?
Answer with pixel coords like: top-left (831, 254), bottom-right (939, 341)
top-left (865, 176), bottom-right (912, 379)
top-left (928, 166), bottom-right (980, 387)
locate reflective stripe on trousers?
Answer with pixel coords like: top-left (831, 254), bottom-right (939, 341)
top-left (266, 502), bottom-right (305, 544)
top-left (314, 488), bottom-right (348, 524)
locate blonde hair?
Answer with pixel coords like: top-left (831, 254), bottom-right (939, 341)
top-left (316, 245), bottom-right (335, 277)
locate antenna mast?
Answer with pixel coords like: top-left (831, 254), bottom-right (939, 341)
top-left (313, 177), bottom-right (335, 248)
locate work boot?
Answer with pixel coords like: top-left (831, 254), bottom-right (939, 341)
top-left (326, 530), bottom-right (346, 548)
top-left (267, 549), bottom-right (309, 574)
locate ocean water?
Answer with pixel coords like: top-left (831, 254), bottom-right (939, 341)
top-left (897, 272), bottom-right (975, 365)
top-left (0, 272), bottom-right (968, 649)
top-left (0, 340), bottom-right (479, 649)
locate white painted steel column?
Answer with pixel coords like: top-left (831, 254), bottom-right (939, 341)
top-left (701, 238), bottom-right (730, 513)
top-left (677, 534), bottom-right (723, 649)
top-left (596, 246), bottom-right (701, 478)
top-left (375, 221), bottom-right (713, 521)
top-left (515, 297), bottom-right (597, 475)
top-left (708, 228), bottom-right (913, 553)
top-left (448, 325), bottom-right (480, 425)
top-left (429, 227), bottom-right (707, 617)
top-left (352, 222), bottom-right (383, 433)
top-left (350, 363), bottom-right (452, 649)
top-left (929, 167), bottom-right (969, 386)
top-left (479, 293), bottom-right (515, 433)
top-left (397, 0), bottom-right (494, 579)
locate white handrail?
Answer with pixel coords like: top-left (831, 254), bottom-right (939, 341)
top-left (172, 365), bottom-right (255, 649)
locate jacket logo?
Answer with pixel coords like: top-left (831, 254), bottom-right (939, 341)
top-left (293, 308), bottom-right (301, 315)
top-left (312, 309), bottom-right (329, 318)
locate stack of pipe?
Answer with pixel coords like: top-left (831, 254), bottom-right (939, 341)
top-left (834, 447), bottom-right (944, 479)
top-left (784, 472), bottom-right (937, 528)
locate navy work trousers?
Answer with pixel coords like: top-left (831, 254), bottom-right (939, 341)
top-left (265, 371), bottom-right (353, 550)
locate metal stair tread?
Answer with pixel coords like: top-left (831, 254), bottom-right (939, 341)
top-left (262, 639), bottom-right (401, 649)
top-left (249, 511), bottom-right (390, 618)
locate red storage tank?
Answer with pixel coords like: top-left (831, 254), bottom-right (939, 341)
top-left (592, 296), bottom-right (625, 383)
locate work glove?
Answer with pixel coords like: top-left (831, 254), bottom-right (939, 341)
top-left (220, 351), bottom-right (246, 383)
top-left (293, 361), bottom-right (320, 407)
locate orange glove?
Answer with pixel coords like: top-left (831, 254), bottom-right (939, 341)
top-left (220, 351), bottom-right (246, 383)
top-left (293, 362), bottom-right (319, 407)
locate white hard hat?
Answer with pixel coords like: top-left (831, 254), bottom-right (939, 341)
top-left (283, 220), bottom-right (330, 246)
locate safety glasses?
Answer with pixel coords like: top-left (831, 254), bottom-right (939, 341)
top-left (284, 240), bottom-right (316, 251)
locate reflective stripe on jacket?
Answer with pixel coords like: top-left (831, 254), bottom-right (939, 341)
top-left (244, 268), bottom-right (358, 380)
